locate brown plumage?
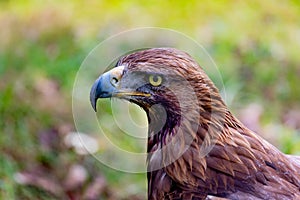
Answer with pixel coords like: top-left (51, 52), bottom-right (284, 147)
top-left (90, 48), bottom-right (300, 199)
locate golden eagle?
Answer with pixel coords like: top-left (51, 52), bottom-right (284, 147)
top-left (90, 48), bottom-right (300, 199)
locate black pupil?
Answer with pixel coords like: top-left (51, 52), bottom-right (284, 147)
top-left (153, 75), bottom-right (158, 82)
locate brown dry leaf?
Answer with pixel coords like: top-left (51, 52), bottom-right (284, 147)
top-left (64, 164), bottom-right (88, 191)
top-left (14, 171), bottom-right (63, 197)
top-left (64, 132), bottom-right (99, 155)
top-left (83, 176), bottom-right (106, 200)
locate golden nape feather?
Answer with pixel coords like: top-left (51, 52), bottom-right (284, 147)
top-left (90, 48), bottom-right (300, 199)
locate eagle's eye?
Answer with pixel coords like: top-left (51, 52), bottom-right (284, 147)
top-left (149, 75), bottom-right (162, 87)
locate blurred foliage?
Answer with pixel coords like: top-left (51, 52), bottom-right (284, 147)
top-left (0, 0), bottom-right (300, 199)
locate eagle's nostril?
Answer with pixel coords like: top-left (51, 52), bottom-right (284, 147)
top-left (110, 77), bottom-right (119, 86)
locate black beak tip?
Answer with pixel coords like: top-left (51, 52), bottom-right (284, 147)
top-left (90, 80), bottom-right (99, 112)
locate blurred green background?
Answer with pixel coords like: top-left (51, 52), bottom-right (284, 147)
top-left (1, 0), bottom-right (300, 199)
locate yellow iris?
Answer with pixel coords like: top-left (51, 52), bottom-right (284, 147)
top-left (149, 75), bottom-right (162, 86)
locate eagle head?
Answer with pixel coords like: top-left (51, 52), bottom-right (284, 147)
top-left (90, 48), bottom-right (223, 118)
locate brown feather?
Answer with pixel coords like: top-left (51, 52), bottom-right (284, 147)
top-left (111, 48), bottom-right (300, 199)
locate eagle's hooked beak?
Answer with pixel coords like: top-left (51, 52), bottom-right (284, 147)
top-left (90, 66), bottom-right (124, 112)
